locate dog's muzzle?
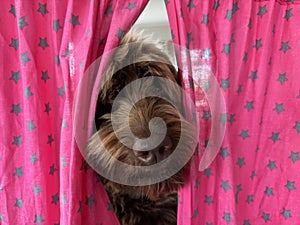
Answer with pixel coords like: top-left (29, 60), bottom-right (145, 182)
top-left (133, 136), bottom-right (173, 165)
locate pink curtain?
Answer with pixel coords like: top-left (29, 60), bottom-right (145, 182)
top-left (0, 1), bottom-right (148, 224)
top-left (166, 0), bottom-right (300, 224)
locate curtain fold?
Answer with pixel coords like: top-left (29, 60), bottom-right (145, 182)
top-left (0, 1), bottom-right (148, 224)
top-left (166, 1), bottom-right (300, 224)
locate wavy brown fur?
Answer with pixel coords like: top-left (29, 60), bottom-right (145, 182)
top-left (87, 31), bottom-right (196, 225)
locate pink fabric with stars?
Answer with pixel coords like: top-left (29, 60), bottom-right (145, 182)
top-left (166, 0), bottom-right (300, 225)
top-left (0, 1), bottom-right (148, 224)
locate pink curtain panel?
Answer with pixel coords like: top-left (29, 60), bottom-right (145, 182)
top-left (0, 1), bottom-right (148, 224)
top-left (1, 0), bottom-right (300, 225)
top-left (166, 1), bottom-right (300, 225)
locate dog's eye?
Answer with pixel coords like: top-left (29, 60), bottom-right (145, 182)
top-left (159, 146), bottom-right (166, 154)
top-left (135, 151), bottom-right (150, 158)
top-left (158, 145), bottom-right (172, 155)
top-left (141, 151), bottom-right (150, 157)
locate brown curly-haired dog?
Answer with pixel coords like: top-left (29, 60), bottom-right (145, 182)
top-left (87, 32), bottom-right (196, 225)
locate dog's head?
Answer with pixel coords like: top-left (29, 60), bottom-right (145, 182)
top-left (87, 32), bottom-right (196, 200)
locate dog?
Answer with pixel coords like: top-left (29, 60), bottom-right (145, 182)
top-left (87, 32), bottom-right (196, 225)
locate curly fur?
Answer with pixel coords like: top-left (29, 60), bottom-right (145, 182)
top-left (87, 31), bottom-right (196, 225)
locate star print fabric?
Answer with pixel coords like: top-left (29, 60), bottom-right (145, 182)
top-left (166, 1), bottom-right (300, 225)
top-left (0, 1), bottom-right (147, 224)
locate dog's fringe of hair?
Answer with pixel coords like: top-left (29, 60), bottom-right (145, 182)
top-left (99, 30), bottom-right (178, 103)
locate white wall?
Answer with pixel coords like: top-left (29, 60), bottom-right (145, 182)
top-left (132, 0), bottom-right (172, 41)
top-left (131, 0), bottom-right (177, 66)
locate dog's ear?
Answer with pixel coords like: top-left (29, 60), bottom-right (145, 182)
top-left (95, 92), bottom-right (110, 130)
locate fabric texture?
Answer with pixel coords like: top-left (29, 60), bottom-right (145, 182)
top-left (0, 1), bottom-right (148, 224)
top-left (166, 1), bottom-right (300, 224)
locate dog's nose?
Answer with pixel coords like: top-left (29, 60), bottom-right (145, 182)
top-left (133, 136), bottom-right (173, 164)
